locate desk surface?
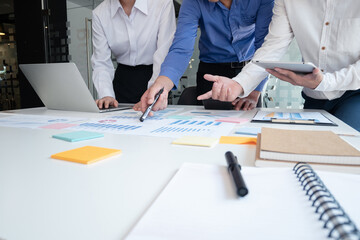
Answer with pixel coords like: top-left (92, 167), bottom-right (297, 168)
top-left (0, 106), bottom-right (359, 240)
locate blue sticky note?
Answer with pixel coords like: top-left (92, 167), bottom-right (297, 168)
top-left (52, 131), bottom-right (104, 142)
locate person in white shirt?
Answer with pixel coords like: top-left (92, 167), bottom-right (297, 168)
top-left (91, 0), bottom-right (176, 108)
top-left (197, 0), bottom-right (360, 131)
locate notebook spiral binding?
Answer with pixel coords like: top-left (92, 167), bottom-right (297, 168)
top-left (293, 162), bottom-right (360, 240)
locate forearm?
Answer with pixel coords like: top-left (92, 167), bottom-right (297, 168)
top-left (316, 59), bottom-right (360, 92)
top-left (149, 0), bottom-right (177, 88)
top-left (234, 0), bottom-right (294, 97)
top-left (91, 12), bottom-right (116, 99)
top-left (159, 0), bottom-right (200, 88)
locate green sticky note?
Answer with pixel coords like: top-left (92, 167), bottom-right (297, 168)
top-left (52, 131), bottom-right (104, 142)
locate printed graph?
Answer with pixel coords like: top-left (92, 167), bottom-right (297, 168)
top-left (148, 119), bottom-right (234, 138)
top-left (254, 111), bottom-right (334, 124)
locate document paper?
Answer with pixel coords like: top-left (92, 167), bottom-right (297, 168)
top-left (125, 163), bottom-right (360, 240)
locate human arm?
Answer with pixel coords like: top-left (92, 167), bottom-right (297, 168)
top-left (251, 0), bottom-right (274, 93)
top-left (198, 0), bottom-right (290, 103)
top-left (314, 60), bottom-right (360, 92)
top-left (134, 0), bottom-right (201, 113)
top-left (91, 11), bottom-right (116, 103)
top-left (133, 76), bottom-right (174, 116)
top-left (147, 0), bottom-right (176, 88)
top-left (233, 0), bottom-right (294, 97)
top-left (158, 0), bottom-right (201, 88)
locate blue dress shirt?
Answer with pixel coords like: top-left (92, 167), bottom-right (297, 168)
top-left (160, 0), bottom-right (274, 91)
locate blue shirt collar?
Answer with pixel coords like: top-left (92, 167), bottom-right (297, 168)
top-left (209, 0), bottom-right (237, 11)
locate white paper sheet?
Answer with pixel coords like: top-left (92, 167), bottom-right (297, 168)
top-left (70, 117), bottom-right (235, 138)
top-left (173, 109), bottom-right (245, 119)
top-left (125, 163), bottom-right (360, 240)
top-left (0, 109), bottom-right (236, 138)
top-left (252, 111), bottom-right (334, 124)
top-left (0, 113), bottom-right (85, 129)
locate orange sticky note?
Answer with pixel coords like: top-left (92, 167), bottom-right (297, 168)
top-left (219, 136), bottom-right (257, 145)
top-left (51, 146), bottom-right (121, 164)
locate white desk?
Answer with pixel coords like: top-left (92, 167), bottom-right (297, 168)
top-left (0, 107), bottom-right (359, 240)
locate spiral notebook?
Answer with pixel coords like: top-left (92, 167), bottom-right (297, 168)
top-left (125, 163), bottom-right (360, 240)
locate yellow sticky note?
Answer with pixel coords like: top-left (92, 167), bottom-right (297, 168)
top-left (172, 136), bottom-right (219, 147)
top-left (219, 136), bottom-right (257, 145)
top-left (51, 146), bottom-right (122, 164)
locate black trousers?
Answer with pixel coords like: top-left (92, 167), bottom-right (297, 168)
top-left (196, 61), bottom-right (245, 105)
top-left (113, 63), bottom-right (153, 103)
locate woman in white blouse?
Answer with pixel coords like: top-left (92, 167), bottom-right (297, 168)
top-left (91, 0), bottom-right (176, 108)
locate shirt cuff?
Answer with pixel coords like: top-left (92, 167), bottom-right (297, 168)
top-left (254, 78), bottom-right (268, 92)
top-left (97, 82), bottom-right (115, 99)
top-left (160, 67), bottom-right (182, 90)
top-left (314, 73), bottom-right (330, 91)
top-left (233, 77), bottom-right (255, 98)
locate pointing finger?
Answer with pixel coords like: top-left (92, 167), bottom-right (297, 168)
top-left (197, 90), bottom-right (213, 100)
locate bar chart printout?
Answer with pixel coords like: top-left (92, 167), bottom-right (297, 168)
top-left (71, 118), bottom-right (235, 138)
top-left (148, 119), bottom-right (235, 138)
top-left (252, 111), bottom-right (334, 125)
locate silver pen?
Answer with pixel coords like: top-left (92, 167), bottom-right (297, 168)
top-left (140, 87), bottom-right (164, 122)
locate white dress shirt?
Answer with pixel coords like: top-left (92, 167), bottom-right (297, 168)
top-left (91, 0), bottom-right (176, 99)
top-left (234, 0), bottom-right (360, 100)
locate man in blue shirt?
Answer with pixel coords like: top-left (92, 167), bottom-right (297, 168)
top-left (135, 0), bottom-right (274, 114)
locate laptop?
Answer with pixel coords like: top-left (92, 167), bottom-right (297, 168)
top-left (19, 62), bottom-right (133, 113)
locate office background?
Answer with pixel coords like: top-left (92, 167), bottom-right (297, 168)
top-left (0, 0), bottom-right (303, 111)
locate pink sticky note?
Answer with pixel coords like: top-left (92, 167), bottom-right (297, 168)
top-left (215, 118), bottom-right (249, 124)
top-left (40, 123), bottom-right (78, 129)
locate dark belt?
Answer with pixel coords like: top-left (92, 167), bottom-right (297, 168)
top-left (201, 61), bottom-right (249, 69)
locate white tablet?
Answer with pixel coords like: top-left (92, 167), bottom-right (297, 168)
top-left (252, 60), bottom-right (316, 74)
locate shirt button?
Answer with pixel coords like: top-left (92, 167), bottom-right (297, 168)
top-left (325, 22), bottom-right (330, 26)
top-left (321, 46), bottom-right (326, 50)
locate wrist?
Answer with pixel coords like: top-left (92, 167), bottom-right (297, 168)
top-left (157, 76), bottom-right (175, 92)
top-left (234, 81), bottom-right (244, 97)
top-left (314, 73), bottom-right (323, 89)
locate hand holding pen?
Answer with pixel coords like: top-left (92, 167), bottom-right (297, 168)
top-left (140, 87), bottom-right (164, 122)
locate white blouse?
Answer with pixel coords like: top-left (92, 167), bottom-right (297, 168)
top-left (91, 0), bottom-right (176, 99)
